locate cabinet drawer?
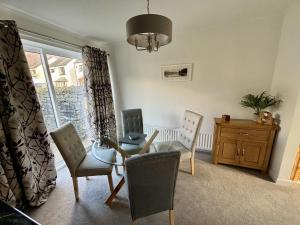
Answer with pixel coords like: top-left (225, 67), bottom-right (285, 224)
top-left (220, 128), bottom-right (240, 139)
top-left (220, 128), bottom-right (269, 141)
top-left (239, 129), bottom-right (269, 141)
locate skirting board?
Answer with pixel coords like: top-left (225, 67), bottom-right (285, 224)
top-left (268, 168), bottom-right (296, 185)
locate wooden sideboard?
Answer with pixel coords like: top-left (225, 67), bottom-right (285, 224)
top-left (212, 118), bottom-right (278, 173)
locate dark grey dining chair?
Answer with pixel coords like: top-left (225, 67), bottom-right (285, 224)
top-left (121, 108), bottom-right (146, 156)
top-left (125, 151), bottom-right (181, 225)
top-left (122, 108), bottom-right (143, 136)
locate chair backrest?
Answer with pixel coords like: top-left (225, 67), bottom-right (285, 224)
top-left (50, 123), bottom-right (86, 177)
top-left (121, 108), bottom-right (143, 136)
top-left (178, 110), bottom-right (203, 151)
top-left (125, 151), bottom-right (181, 221)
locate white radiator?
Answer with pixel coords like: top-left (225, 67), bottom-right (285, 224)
top-left (144, 124), bottom-right (213, 151)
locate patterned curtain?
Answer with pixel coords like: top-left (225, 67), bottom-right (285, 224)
top-left (0, 20), bottom-right (56, 207)
top-left (82, 46), bottom-right (117, 142)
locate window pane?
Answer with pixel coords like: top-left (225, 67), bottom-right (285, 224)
top-left (25, 52), bottom-right (57, 130)
top-left (47, 54), bottom-right (91, 146)
top-left (25, 51), bottom-right (64, 165)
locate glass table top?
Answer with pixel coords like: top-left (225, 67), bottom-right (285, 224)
top-left (92, 141), bottom-right (124, 166)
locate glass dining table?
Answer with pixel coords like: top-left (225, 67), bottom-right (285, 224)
top-left (92, 141), bottom-right (126, 206)
top-left (91, 133), bottom-right (149, 206)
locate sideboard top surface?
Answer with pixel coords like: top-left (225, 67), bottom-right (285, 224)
top-left (214, 118), bottom-right (278, 130)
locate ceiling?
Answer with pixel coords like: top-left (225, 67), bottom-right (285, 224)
top-left (0, 0), bottom-right (292, 43)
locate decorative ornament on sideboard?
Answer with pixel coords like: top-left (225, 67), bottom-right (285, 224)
top-left (240, 91), bottom-right (282, 123)
top-left (257, 111), bottom-right (273, 125)
top-left (222, 114), bottom-right (231, 122)
top-left (126, 0), bottom-right (172, 53)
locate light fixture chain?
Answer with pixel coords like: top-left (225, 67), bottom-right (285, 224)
top-left (147, 0), bottom-right (150, 14)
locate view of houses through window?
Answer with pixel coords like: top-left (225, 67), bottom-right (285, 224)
top-left (25, 49), bottom-right (90, 168)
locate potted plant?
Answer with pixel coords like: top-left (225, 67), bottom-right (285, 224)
top-left (240, 91), bottom-right (282, 117)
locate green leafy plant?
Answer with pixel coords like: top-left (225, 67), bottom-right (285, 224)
top-left (240, 91), bottom-right (282, 115)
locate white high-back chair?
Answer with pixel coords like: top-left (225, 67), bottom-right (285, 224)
top-left (154, 110), bottom-right (203, 175)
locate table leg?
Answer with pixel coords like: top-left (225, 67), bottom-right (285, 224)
top-left (105, 176), bottom-right (125, 206)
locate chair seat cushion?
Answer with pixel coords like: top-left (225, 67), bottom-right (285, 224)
top-left (154, 141), bottom-right (191, 161)
top-left (75, 152), bottom-right (113, 177)
top-left (121, 140), bottom-right (146, 155)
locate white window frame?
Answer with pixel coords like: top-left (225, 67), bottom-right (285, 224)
top-left (23, 40), bottom-right (82, 128)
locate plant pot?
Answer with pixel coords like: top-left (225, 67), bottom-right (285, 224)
top-left (251, 113), bottom-right (258, 121)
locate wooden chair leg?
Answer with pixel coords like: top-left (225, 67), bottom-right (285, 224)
top-left (190, 157), bottom-right (195, 176)
top-left (169, 210), bottom-right (174, 225)
top-left (72, 177), bottom-right (79, 201)
top-left (107, 174), bottom-right (114, 193)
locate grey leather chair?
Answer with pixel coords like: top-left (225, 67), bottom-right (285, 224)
top-left (154, 110), bottom-right (203, 175)
top-left (121, 108), bottom-right (145, 156)
top-left (50, 123), bottom-right (115, 201)
top-left (125, 151), bottom-right (181, 225)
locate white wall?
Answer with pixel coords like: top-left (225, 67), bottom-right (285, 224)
top-left (111, 16), bottom-right (283, 136)
top-left (269, 1), bottom-right (300, 183)
top-left (0, 3), bottom-right (112, 52)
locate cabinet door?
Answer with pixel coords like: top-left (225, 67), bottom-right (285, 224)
top-left (240, 141), bottom-right (267, 169)
top-left (218, 138), bottom-right (240, 164)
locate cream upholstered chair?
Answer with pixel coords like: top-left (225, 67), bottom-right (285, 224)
top-left (154, 110), bottom-right (203, 175)
top-left (50, 123), bottom-right (115, 201)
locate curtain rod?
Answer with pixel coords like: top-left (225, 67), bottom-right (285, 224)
top-left (0, 21), bottom-right (110, 56)
top-left (18, 27), bottom-right (83, 49)
top-left (19, 27), bottom-right (110, 56)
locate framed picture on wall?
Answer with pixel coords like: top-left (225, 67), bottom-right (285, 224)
top-left (161, 63), bottom-right (193, 81)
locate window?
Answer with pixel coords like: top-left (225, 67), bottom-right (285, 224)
top-left (25, 51), bottom-right (57, 131)
top-left (58, 67), bottom-right (66, 75)
top-left (24, 43), bottom-right (90, 169)
top-left (47, 54), bottom-right (89, 145)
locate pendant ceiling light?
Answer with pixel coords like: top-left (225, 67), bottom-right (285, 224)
top-left (126, 0), bottom-right (172, 53)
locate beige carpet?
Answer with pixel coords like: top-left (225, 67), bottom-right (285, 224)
top-left (25, 152), bottom-right (300, 225)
